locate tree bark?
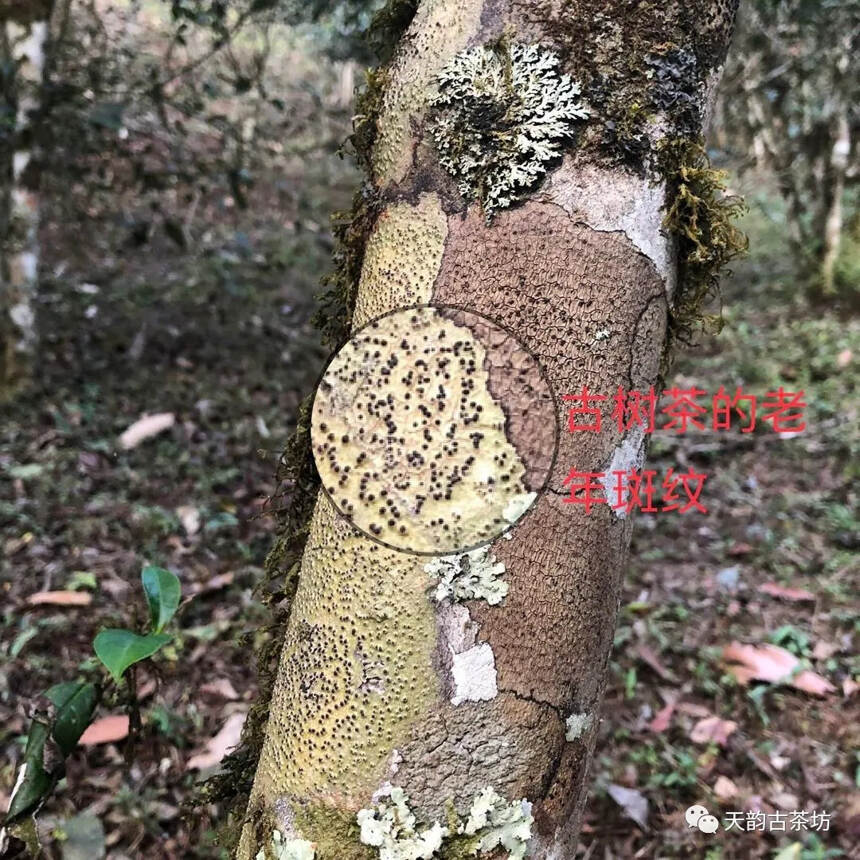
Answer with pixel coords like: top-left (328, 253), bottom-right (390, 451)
top-left (820, 109), bottom-right (850, 295)
top-left (0, 4), bottom-right (50, 396)
top-left (239, 2), bottom-right (739, 857)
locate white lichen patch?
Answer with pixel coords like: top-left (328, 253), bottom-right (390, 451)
top-left (450, 642), bottom-right (498, 705)
top-left (503, 492), bottom-right (536, 524)
top-left (358, 786), bottom-right (533, 860)
top-left (564, 712), bottom-right (593, 741)
top-left (358, 787), bottom-right (447, 860)
top-left (425, 546), bottom-right (509, 605)
top-left (431, 43), bottom-right (588, 216)
top-left (255, 830), bottom-right (315, 860)
top-left (463, 787), bottom-right (534, 860)
top-left (600, 427), bottom-right (646, 519)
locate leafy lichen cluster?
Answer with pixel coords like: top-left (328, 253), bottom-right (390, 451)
top-left (564, 712), bottom-right (593, 741)
top-left (424, 547), bottom-right (509, 606)
top-left (256, 831), bottom-right (316, 860)
top-left (430, 42), bottom-right (588, 216)
top-left (357, 786), bottom-right (533, 860)
top-left (358, 787), bottom-right (447, 859)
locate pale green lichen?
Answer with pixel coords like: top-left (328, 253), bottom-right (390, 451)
top-left (564, 712), bottom-right (593, 741)
top-left (357, 786), bottom-right (533, 860)
top-left (256, 830), bottom-right (316, 860)
top-left (462, 787), bottom-right (534, 860)
top-left (425, 547), bottom-right (509, 606)
top-left (430, 42), bottom-right (588, 216)
top-left (357, 787), bottom-right (446, 860)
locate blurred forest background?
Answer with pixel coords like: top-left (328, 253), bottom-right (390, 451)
top-left (0, 1), bottom-right (857, 858)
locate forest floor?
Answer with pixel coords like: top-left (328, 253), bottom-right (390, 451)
top-left (1, 27), bottom-right (859, 860)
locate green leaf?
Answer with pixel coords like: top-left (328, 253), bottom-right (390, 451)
top-left (8, 463), bottom-right (44, 479)
top-left (93, 629), bottom-right (171, 683)
top-left (10, 625), bottom-right (39, 657)
top-left (772, 844), bottom-right (802, 860)
top-left (3, 720), bottom-right (52, 823)
top-left (140, 565), bottom-right (181, 633)
top-left (66, 571), bottom-right (97, 591)
top-left (203, 511), bottom-right (238, 532)
top-left (88, 101), bottom-right (126, 130)
top-left (45, 682), bottom-right (99, 755)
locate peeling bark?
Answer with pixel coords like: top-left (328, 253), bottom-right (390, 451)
top-left (239, 1), bottom-right (738, 857)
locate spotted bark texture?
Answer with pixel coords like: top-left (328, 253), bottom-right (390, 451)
top-left (440, 306), bottom-right (557, 492)
top-left (241, 1), bottom-right (739, 857)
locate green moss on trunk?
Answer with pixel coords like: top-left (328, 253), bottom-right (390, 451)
top-left (659, 137), bottom-right (748, 357)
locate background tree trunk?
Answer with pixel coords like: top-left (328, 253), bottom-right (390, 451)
top-left (0, 2), bottom-right (51, 396)
top-left (820, 109), bottom-right (850, 295)
top-left (239, 1), bottom-right (739, 857)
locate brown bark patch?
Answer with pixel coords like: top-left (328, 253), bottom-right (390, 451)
top-left (433, 202), bottom-right (667, 486)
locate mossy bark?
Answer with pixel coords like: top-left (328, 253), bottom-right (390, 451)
top-left (237, 1), bottom-right (740, 857)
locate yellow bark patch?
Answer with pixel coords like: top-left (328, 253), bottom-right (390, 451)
top-left (248, 493), bottom-right (438, 815)
top-left (351, 194), bottom-right (447, 329)
top-left (371, 0), bottom-right (483, 185)
top-left (312, 307), bottom-right (538, 554)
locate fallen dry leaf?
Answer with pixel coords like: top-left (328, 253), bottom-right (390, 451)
top-left (176, 505), bottom-right (201, 536)
top-left (607, 784), bottom-right (648, 829)
top-left (713, 775), bottom-right (738, 801)
top-left (722, 642), bottom-right (835, 696)
top-left (690, 715), bottom-right (737, 746)
top-left (649, 703), bottom-right (675, 733)
top-left (812, 640), bottom-right (839, 660)
top-left (634, 643), bottom-right (674, 681)
top-left (771, 791), bottom-right (800, 811)
top-left (843, 678), bottom-right (859, 697)
top-left (137, 679), bottom-right (158, 701)
top-left (757, 582), bottom-right (816, 602)
top-left (676, 702), bottom-right (712, 718)
top-left (79, 715), bottom-right (130, 746)
top-left (186, 711), bottom-right (246, 771)
top-left (119, 412), bottom-right (175, 450)
top-left (26, 590), bottom-right (92, 607)
top-left (4, 533), bottom-right (34, 556)
top-left (189, 571), bottom-right (235, 596)
top-left (200, 679), bottom-right (239, 701)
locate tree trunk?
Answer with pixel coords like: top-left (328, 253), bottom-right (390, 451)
top-left (819, 109), bottom-right (850, 295)
top-left (239, 2), bottom-right (739, 857)
top-left (0, 3), bottom-right (51, 397)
